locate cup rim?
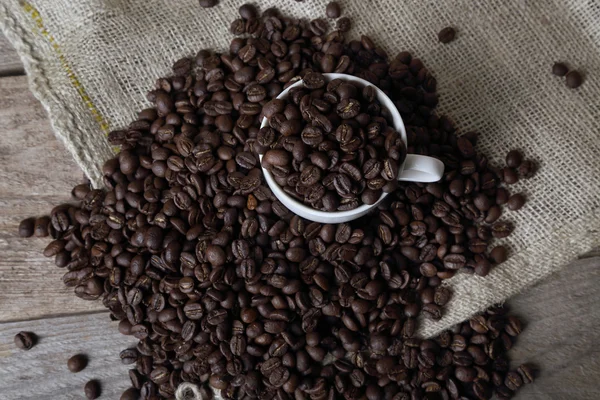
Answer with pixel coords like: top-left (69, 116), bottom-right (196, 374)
top-left (258, 73), bottom-right (407, 221)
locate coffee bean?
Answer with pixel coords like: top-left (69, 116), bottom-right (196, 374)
top-left (68, 354), bottom-right (88, 372)
top-left (507, 193), bottom-right (525, 211)
top-left (489, 245), bottom-right (508, 264)
top-left (120, 348), bottom-right (139, 365)
top-left (14, 331), bottom-right (36, 350)
top-left (492, 221), bottom-right (514, 238)
top-left (505, 316), bottom-right (523, 336)
top-left (84, 380), bottom-right (101, 399)
top-left (438, 27), bottom-right (456, 44)
top-left (326, 2), bottom-right (341, 18)
top-left (33, 216), bottom-right (51, 237)
top-left (238, 3), bottom-right (257, 20)
top-left (444, 254), bottom-right (466, 270)
top-left (455, 366), bottom-right (477, 382)
top-left (18, 217), bottom-right (35, 237)
top-left (505, 370), bottom-right (523, 390)
top-left (506, 150), bottom-right (523, 168)
top-left (517, 363), bottom-right (535, 383)
top-left (120, 388), bottom-right (139, 400)
top-left (198, 0), bottom-right (217, 9)
top-left (552, 62), bottom-right (569, 77)
top-left (337, 17), bottom-right (351, 32)
top-left (434, 287), bottom-right (452, 306)
top-left (518, 159), bottom-right (537, 178)
top-left (566, 70), bottom-right (583, 89)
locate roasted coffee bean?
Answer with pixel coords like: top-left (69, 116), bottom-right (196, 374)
top-left (337, 17), bottom-right (351, 32)
top-left (14, 331), bottom-right (36, 350)
top-left (198, 0), bottom-right (217, 8)
top-left (34, 216), bottom-right (51, 237)
top-left (507, 193), bottom-right (525, 211)
top-left (566, 70), bottom-right (583, 89)
top-left (518, 159), bottom-right (537, 178)
top-left (517, 363), bottom-right (535, 383)
top-left (505, 370), bottom-right (523, 390)
top-left (438, 27), bottom-right (456, 43)
top-left (506, 150), bottom-right (523, 168)
top-left (326, 1), bottom-right (341, 18)
top-left (492, 221), bottom-right (514, 238)
top-left (238, 3), bottom-right (257, 19)
top-left (84, 380), bottom-right (101, 399)
top-left (490, 245), bottom-right (508, 264)
top-left (120, 388), bottom-right (140, 400)
top-left (552, 62), bottom-right (569, 77)
top-left (68, 354), bottom-right (88, 372)
top-left (18, 217), bottom-right (35, 237)
top-left (503, 167), bottom-right (519, 184)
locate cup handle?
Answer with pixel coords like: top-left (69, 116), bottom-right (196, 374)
top-left (398, 154), bottom-right (444, 182)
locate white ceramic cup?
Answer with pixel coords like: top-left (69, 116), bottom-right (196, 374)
top-left (259, 73), bottom-right (444, 224)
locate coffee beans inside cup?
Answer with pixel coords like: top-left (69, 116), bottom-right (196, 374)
top-left (259, 72), bottom-right (407, 211)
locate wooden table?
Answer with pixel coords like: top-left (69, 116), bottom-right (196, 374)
top-left (0, 33), bottom-right (598, 400)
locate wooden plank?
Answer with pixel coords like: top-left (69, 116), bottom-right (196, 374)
top-left (0, 312), bottom-right (135, 400)
top-left (509, 256), bottom-right (600, 400)
top-left (0, 33), bottom-right (24, 76)
top-left (0, 75), bottom-right (104, 322)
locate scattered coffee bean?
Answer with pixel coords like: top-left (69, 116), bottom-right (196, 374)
top-left (120, 388), bottom-right (139, 400)
top-left (238, 3), bottom-right (256, 20)
top-left (506, 149), bottom-right (522, 168)
top-left (566, 70), bottom-right (583, 89)
top-left (518, 363), bottom-right (535, 383)
top-left (438, 27), bottom-right (456, 44)
top-left (84, 380), bottom-right (100, 399)
top-left (34, 216), bottom-right (51, 237)
top-left (18, 217), bottom-right (35, 237)
top-left (507, 193), bottom-right (526, 211)
top-left (67, 354), bottom-right (88, 373)
top-left (490, 245), bottom-right (508, 264)
top-left (518, 159), bottom-right (537, 178)
top-left (326, 1), bottom-right (341, 18)
top-left (14, 331), bottom-right (36, 350)
top-left (198, 0), bottom-right (217, 8)
top-left (552, 62), bottom-right (569, 77)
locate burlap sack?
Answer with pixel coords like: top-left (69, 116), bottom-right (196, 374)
top-left (1, 0), bottom-right (599, 343)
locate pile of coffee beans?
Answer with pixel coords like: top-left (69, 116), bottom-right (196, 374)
top-left (19, 3), bottom-right (538, 400)
top-left (260, 72), bottom-right (407, 211)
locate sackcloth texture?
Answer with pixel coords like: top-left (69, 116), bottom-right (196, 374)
top-left (1, 2), bottom-right (599, 397)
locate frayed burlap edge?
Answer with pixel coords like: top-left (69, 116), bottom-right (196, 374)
top-left (0, 2), bottom-right (113, 188)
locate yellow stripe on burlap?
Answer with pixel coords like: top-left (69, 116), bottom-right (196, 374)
top-left (22, 1), bottom-right (111, 136)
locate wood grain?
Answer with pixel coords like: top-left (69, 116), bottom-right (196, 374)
top-left (509, 256), bottom-right (600, 400)
top-left (0, 34), bottom-right (23, 76)
top-left (0, 75), bottom-right (103, 322)
top-left (0, 312), bottom-right (136, 400)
